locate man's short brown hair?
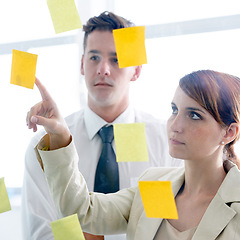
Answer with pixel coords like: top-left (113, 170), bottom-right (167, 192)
top-left (83, 11), bottom-right (134, 51)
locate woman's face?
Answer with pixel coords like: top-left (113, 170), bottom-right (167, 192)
top-left (167, 86), bottom-right (226, 162)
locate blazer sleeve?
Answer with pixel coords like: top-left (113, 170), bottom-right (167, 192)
top-left (38, 139), bottom-right (136, 235)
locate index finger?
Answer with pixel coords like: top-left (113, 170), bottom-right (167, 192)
top-left (35, 77), bottom-right (53, 102)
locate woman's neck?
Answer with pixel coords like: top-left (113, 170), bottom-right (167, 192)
top-left (183, 159), bottom-right (226, 198)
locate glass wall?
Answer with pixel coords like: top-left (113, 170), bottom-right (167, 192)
top-left (0, 0), bottom-right (240, 238)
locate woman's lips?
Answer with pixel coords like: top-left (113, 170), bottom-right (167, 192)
top-left (169, 138), bottom-right (185, 145)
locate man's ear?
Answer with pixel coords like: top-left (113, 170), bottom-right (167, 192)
top-left (223, 123), bottom-right (239, 144)
top-left (80, 55), bottom-right (85, 75)
top-left (130, 65), bottom-right (142, 82)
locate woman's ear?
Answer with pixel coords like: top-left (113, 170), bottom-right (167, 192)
top-left (223, 123), bottom-right (239, 144)
top-left (130, 65), bottom-right (142, 82)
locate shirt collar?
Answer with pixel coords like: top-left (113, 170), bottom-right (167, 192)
top-left (84, 105), bottom-right (135, 140)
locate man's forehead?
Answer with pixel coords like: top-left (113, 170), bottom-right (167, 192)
top-left (85, 31), bottom-right (117, 55)
top-left (87, 30), bottom-right (113, 39)
top-left (86, 30), bottom-right (114, 43)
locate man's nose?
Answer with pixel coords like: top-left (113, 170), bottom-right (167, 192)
top-left (97, 60), bottom-right (110, 76)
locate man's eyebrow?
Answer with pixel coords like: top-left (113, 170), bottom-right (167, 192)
top-left (87, 50), bottom-right (117, 56)
top-left (87, 50), bottom-right (100, 54)
top-left (109, 52), bottom-right (117, 56)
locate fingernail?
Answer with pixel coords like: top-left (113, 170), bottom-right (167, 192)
top-left (31, 116), bottom-right (38, 124)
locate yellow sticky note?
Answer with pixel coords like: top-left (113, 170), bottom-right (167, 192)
top-left (10, 49), bottom-right (37, 89)
top-left (139, 181), bottom-right (178, 219)
top-left (47, 0), bottom-right (82, 34)
top-left (113, 26), bottom-right (147, 68)
top-left (113, 123), bottom-right (149, 162)
top-left (0, 178), bottom-right (11, 213)
top-left (51, 214), bottom-right (85, 240)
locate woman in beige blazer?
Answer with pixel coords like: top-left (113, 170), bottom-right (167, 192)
top-left (28, 70), bottom-right (240, 239)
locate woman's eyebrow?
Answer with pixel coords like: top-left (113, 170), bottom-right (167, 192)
top-left (186, 107), bottom-right (206, 114)
top-left (171, 102), bottom-right (206, 114)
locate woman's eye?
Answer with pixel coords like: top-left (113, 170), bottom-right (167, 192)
top-left (171, 106), bottom-right (178, 115)
top-left (189, 111), bottom-right (201, 120)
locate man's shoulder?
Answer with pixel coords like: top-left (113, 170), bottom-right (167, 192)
top-left (27, 129), bottom-right (47, 148)
top-left (134, 109), bottom-right (166, 125)
top-left (64, 109), bottom-right (85, 129)
top-left (65, 109), bottom-right (84, 124)
top-left (134, 109), bottom-right (167, 137)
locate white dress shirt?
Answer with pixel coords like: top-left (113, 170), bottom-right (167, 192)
top-left (21, 105), bottom-right (183, 240)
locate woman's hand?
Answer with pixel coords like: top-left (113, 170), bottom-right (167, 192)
top-left (26, 77), bottom-right (71, 150)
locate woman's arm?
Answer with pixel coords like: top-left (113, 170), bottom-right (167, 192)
top-left (37, 138), bottom-right (136, 235)
top-left (27, 78), bottom-right (136, 235)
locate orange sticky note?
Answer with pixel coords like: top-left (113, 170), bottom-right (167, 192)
top-left (47, 0), bottom-right (82, 34)
top-left (10, 49), bottom-right (38, 89)
top-left (0, 178), bottom-right (11, 213)
top-left (113, 26), bottom-right (147, 68)
top-left (139, 181), bottom-right (178, 219)
top-left (51, 214), bottom-right (85, 240)
top-left (113, 123), bottom-right (149, 162)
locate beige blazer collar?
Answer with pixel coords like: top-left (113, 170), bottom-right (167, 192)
top-left (192, 166), bottom-right (239, 240)
top-left (134, 166), bottom-right (240, 240)
top-left (134, 168), bottom-right (185, 240)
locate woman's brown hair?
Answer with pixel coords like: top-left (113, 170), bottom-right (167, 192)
top-left (179, 70), bottom-right (240, 169)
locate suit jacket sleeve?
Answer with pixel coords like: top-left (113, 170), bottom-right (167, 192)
top-left (38, 139), bottom-right (136, 235)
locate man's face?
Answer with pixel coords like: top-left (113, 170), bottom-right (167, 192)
top-left (81, 30), bottom-right (141, 111)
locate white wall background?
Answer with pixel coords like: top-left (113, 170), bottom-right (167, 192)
top-left (0, 0), bottom-right (240, 239)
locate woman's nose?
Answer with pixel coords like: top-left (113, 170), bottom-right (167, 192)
top-left (169, 115), bottom-right (184, 133)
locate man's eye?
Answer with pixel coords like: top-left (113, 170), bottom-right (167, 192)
top-left (111, 58), bottom-right (118, 64)
top-left (90, 56), bottom-right (100, 61)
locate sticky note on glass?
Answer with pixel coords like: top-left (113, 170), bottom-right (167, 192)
top-left (113, 26), bottom-right (147, 68)
top-left (0, 178), bottom-right (11, 213)
top-left (47, 0), bottom-right (82, 34)
top-left (51, 214), bottom-right (85, 240)
top-left (113, 123), bottom-right (149, 162)
top-left (10, 49), bottom-right (38, 89)
top-left (139, 181), bottom-right (178, 219)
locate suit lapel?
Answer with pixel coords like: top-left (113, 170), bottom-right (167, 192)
top-left (133, 166), bottom-right (240, 240)
top-left (133, 169), bottom-right (185, 240)
top-left (192, 166), bottom-right (240, 240)
top-left (193, 194), bottom-right (236, 240)
top-left (133, 210), bottom-right (163, 240)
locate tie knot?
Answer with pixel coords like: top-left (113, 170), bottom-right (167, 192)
top-left (98, 125), bottom-right (114, 143)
